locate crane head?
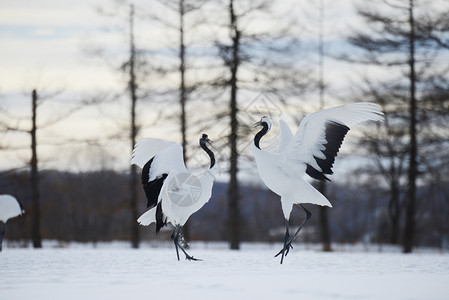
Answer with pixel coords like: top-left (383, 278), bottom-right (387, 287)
top-left (201, 133), bottom-right (212, 145)
top-left (254, 116), bottom-right (271, 131)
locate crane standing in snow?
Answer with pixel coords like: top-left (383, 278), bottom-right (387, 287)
top-left (131, 134), bottom-right (216, 261)
top-left (0, 195), bottom-right (25, 252)
top-left (252, 102), bottom-right (384, 263)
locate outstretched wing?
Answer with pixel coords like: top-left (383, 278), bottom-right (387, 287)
top-left (284, 102), bottom-right (384, 181)
top-left (131, 138), bottom-right (187, 208)
top-left (277, 119), bottom-right (294, 153)
top-left (0, 195), bottom-right (24, 223)
top-left (261, 119), bottom-right (294, 153)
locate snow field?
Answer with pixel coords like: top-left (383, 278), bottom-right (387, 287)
top-left (1, 242), bottom-right (448, 300)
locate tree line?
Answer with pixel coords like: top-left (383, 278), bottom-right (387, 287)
top-left (1, 169), bottom-right (447, 249)
top-left (1, 0), bottom-right (448, 252)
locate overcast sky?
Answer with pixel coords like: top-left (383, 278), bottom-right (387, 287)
top-left (0, 0), bottom-right (366, 93)
top-left (0, 0), bottom-right (395, 177)
top-left (1, 0), bottom-right (129, 93)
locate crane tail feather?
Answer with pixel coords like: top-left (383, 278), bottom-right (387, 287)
top-left (137, 206), bottom-right (157, 226)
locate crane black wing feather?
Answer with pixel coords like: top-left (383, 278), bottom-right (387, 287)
top-left (305, 121), bottom-right (349, 181)
top-left (141, 157), bottom-right (152, 185)
top-left (155, 202), bottom-right (167, 232)
top-left (143, 175), bottom-right (168, 208)
top-left (141, 157), bottom-right (168, 208)
top-left (285, 103), bottom-right (383, 182)
top-left (141, 157), bottom-right (168, 231)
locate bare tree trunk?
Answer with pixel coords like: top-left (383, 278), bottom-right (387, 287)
top-left (31, 89), bottom-right (42, 248)
top-left (179, 0), bottom-right (187, 163)
top-left (129, 4), bottom-right (139, 249)
top-left (317, 0), bottom-right (331, 252)
top-left (228, 0), bottom-right (241, 250)
top-left (178, 0), bottom-right (191, 243)
top-left (389, 178), bottom-right (400, 244)
top-left (404, 0), bottom-right (417, 254)
top-left (319, 184), bottom-right (332, 251)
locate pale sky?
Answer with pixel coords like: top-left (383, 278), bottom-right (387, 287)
top-left (0, 0), bottom-right (365, 93)
top-left (0, 0), bottom-right (396, 178)
top-left (1, 0), bottom-right (142, 93)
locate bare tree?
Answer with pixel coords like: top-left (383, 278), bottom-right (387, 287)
top-left (316, 0), bottom-right (331, 252)
top-left (345, 0), bottom-right (449, 252)
top-left (94, 1), bottom-right (158, 248)
top-left (30, 89), bottom-right (41, 248)
top-left (0, 88), bottom-right (106, 247)
top-left (219, 0), bottom-right (242, 250)
top-left (356, 80), bottom-right (409, 244)
top-left (404, 0), bottom-right (418, 254)
top-left (148, 0), bottom-right (208, 243)
top-left (211, 0), bottom-right (314, 250)
top-left (298, 0), bottom-right (345, 252)
top-left (128, 4), bottom-right (140, 249)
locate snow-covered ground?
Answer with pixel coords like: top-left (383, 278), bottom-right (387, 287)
top-left (1, 241), bottom-right (448, 300)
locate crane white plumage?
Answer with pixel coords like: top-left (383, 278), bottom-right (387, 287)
top-left (0, 194), bottom-right (25, 252)
top-left (252, 102), bottom-right (384, 263)
top-left (131, 134), bottom-right (216, 261)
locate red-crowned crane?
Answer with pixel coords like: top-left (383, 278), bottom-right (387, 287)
top-left (0, 195), bottom-right (25, 251)
top-left (131, 134), bottom-right (216, 261)
top-left (252, 102), bottom-right (384, 263)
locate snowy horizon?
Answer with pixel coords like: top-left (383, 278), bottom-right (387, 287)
top-left (2, 241), bottom-right (449, 300)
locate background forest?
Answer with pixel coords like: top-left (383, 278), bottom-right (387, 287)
top-left (1, 0), bottom-right (448, 253)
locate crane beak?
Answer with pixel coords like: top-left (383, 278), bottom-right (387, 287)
top-left (254, 121), bottom-right (262, 127)
top-left (202, 135), bottom-right (212, 144)
top-left (201, 133), bottom-right (212, 144)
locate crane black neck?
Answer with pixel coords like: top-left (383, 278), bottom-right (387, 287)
top-left (200, 139), bottom-right (216, 169)
top-left (254, 122), bottom-right (270, 149)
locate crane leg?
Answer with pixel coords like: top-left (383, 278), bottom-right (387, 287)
top-left (171, 225), bottom-right (201, 261)
top-left (274, 205), bottom-right (312, 263)
top-left (287, 205), bottom-right (312, 245)
top-left (171, 226), bottom-right (181, 261)
top-left (274, 218), bottom-right (291, 264)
